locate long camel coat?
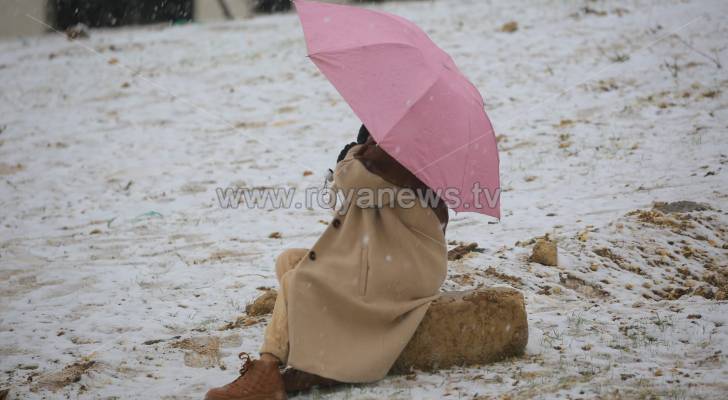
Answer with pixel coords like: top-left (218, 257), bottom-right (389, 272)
top-left (284, 143), bottom-right (448, 383)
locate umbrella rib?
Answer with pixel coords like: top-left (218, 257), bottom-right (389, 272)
top-left (458, 106), bottom-right (473, 206)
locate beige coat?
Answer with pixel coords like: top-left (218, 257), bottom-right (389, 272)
top-left (283, 145), bottom-right (448, 383)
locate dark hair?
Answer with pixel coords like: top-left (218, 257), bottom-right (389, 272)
top-left (357, 124), bottom-right (370, 144)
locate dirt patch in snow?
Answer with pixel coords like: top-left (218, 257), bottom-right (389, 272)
top-left (576, 201), bottom-right (728, 301)
top-left (0, 162), bottom-right (24, 175)
top-left (245, 289), bottom-right (277, 316)
top-left (483, 266), bottom-right (524, 287)
top-left (653, 200), bottom-right (712, 214)
top-left (171, 336), bottom-right (222, 368)
top-left (559, 272), bottom-right (609, 298)
top-left (447, 242), bottom-right (483, 261)
top-left (32, 361), bottom-right (96, 392)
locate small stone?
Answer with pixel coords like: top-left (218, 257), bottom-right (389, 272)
top-left (530, 238), bottom-right (558, 266)
top-left (500, 21), bottom-right (518, 33)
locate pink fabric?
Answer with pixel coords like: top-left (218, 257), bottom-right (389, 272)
top-left (294, 0), bottom-right (500, 217)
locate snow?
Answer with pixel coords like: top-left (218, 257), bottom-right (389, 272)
top-left (1, 0), bottom-right (727, 398)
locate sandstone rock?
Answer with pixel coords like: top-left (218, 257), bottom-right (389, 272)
top-left (391, 287), bottom-right (528, 374)
top-left (246, 289), bottom-right (278, 316)
top-left (530, 238), bottom-right (558, 266)
top-left (242, 288), bottom-right (528, 373)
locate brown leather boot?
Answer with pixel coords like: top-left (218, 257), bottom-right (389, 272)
top-left (205, 353), bottom-right (287, 400)
top-left (281, 368), bottom-right (342, 394)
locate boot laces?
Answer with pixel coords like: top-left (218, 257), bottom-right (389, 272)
top-left (237, 352), bottom-right (253, 376)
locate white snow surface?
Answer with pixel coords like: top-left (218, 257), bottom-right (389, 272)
top-left (1, 0), bottom-right (727, 398)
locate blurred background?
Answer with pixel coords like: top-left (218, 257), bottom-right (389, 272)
top-left (2, 0), bottom-right (727, 398)
top-left (0, 0), bottom-right (400, 38)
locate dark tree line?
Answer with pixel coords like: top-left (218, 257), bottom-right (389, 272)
top-left (52, 0), bottom-right (398, 30)
top-left (254, 0), bottom-right (392, 14)
top-left (53, 0), bottom-right (193, 29)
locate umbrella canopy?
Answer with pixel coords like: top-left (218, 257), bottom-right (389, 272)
top-left (294, 0), bottom-right (500, 218)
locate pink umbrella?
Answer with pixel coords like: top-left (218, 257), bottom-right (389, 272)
top-left (294, 0), bottom-right (500, 218)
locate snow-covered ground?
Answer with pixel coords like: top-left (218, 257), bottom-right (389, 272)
top-left (1, 0), bottom-right (727, 398)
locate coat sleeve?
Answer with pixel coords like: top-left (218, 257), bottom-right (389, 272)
top-left (335, 141), bottom-right (449, 231)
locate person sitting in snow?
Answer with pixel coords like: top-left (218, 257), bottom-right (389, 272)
top-left (205, 125), bottom-right (449, 400)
